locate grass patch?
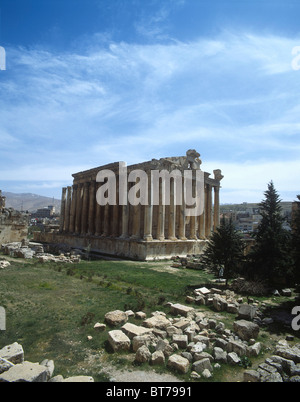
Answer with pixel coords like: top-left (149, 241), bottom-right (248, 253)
top-left (0, 256), bottom-right (298, 382)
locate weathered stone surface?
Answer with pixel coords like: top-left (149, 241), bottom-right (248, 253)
top-left (167, 354), bottom-right (190, 374)
top-left (243, 369), bottom-right (260, 382)
top-left (172, 334), bottom-right (188, 349)
top-left (275, 344), bottom-right (300, 363)
top-left (233, 319), bottom-right (259, 341)
top-left (189, 342), bottom-right (207, 354)
top-left (132, 334), bottom-right (154, 352)
top-left (227, 352), bottom-right (241, 365)
top-left (192, 358), bottom-right (213, 374)
top-left (238, 304), bottom-right (257, 320)
top-left (155, 339), bottom-right (174, 357)
top-left (226, 340), bottom-right (247, 357)
top-left (212, 295), bottom-right (227, 312)
top-left (0, 342), bottom-right (24, 364)
top-left (0, 361), bottom-right (48, 382)
top-left (247, 342), bottom-right (261, 357)
top-left (143, 314), bottom-right (171, 330)
top-left (40, 359), bottom-right (55, 380)
top-left (170, 303), bottom-right (194, 317)
top-left (135, 345), bottom-right (151, 363)
top-left (213, 347), bottom-right (227, 363)
top-left (121, 322), bottom-right (152, 339)
top-left (150, 350), bottom-right (165, 366)
top-left (108, 330), bottom-right (131, 352)
top-left (94, 322), bottom-right (106, 331)
top-left (173, 318), bottom-right (191, 331)
top-left (0, 358), bottom-right (14, 374)
top-left (105, 310), bottom-right (128, 327)
top-left (63, 376), bottom-right (94, 382)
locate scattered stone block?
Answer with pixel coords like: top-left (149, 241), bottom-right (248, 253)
top-left (172, 334), bottom-right (188, 349)
top-left (167, 354), bottom-right (190, 374)
top-left (192, 358), bottom-right (213, 374)
top-left (121, 323), bottom-right (152, 339)
top-left (143, 314), bottom-right (171, 330)
top-left (0, 361), bottom-right (48, 382)
top-left (135, 345), bottom-right (151, 363)
top-left (105, 310), bottom-right (128, 327)
top-left (107, 330), bottom-right (131, 352)
top-left (233, 319), bottom-right (259, 341)
top-left (94, 322), bottom-right (106, 331)
top-left (150, 350), bottom-right (165, 366)
top-left (0, 342), bottom-right (24, 364)
top-left (170, 303), bottom-right (194, 317)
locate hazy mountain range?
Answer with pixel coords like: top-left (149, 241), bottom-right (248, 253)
top-left (3, 192), bottom-right (61, 213)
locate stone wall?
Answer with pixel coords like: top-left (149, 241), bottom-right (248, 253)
top-left (0, 191), bottom-right (28, 245)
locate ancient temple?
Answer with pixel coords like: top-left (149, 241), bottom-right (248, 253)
top-left (35, 150), bottom-right (223, 260)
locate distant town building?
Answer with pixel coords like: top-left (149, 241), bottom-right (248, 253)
top-left (31, 205), bottom-right (55, 219)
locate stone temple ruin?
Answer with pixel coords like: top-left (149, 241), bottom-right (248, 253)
top-left (35, 150), bottom-right (223, 260)
top-left (0, 190), bottom-right (28, 245)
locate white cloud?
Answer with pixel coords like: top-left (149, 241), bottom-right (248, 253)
top-left (1, 30), bottom-right (300, 201)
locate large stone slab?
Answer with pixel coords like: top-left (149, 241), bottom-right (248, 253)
top-left (121, 323), bottom-right (153, 339)
top-left (105, 310), bottom-right (128, 327)
top-left (233, 319), bottom-right (259, 341)
top-left (167, 354), bottom-right (190, 374)
top-left (170, 303), bottom-right (195, 317)
top-left (0, 342), bottom-right (24, 364)
top-left (143, 314), bottom-right (171, 330)
top-left (0, 361), bottom-right (48, 382)
top-left (107, 330), bottom-right (131, 352)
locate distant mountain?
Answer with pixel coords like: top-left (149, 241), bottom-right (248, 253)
top-left (3, 192), bottom-right (61, 213)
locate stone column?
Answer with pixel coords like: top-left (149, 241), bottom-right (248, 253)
top-left (205, 184), bottom-right (212, 237)
top-left (59, 187), bottom-right (67, 233)
top-left (198, 209), bottom-right (205, 239)
top-left (157, 178), bottom-right (165, 241)
top-left (95, 184), bottom-right (102, 236)
top-left (131, 205), bottom-right (140, 239)
top-left (81, 182), bottom-right (89, 235)
top-left (189, 173), bottom-right (197, 240)
top-left (120, 205), bottom-right (129, 238)
top-left (69, 184), bottom-right (77, 234)
top-left (143, 171), bottom-right (153, 241)
top-left (168, 177), bottom-right (177, 240)
top-left (112, 177), bottom-right (119, 237)
top-left (64, 186), bottom-right (72, 233)
top-left (102, 204), bottom-right (109, 237)
top-left (178, 179), bottom-right (186, 240)
top-left (75, 183), bottom-right (83, 234)
top-left (88, 181), bottom-right (96, 235)
top-left (213, 186), bottom-right (220, 231)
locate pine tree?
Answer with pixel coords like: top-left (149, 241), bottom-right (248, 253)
top-left (202, 216), bottom-right (245, 285)
top-left (291, 195), bottom-right (300, 286)
top-left (247, 181), bottom-right (291, 284)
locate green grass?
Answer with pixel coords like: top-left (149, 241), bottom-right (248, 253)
top-left (0, 257), bottom-right (298, 382)
top-left (0, 258), bottom-right (212, 380)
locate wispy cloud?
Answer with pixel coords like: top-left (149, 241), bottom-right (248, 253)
top-left (1, 30), bottom-right (300, 201)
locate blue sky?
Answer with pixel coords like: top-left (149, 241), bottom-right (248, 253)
top-left (0, 0), bottom-right (300, 203)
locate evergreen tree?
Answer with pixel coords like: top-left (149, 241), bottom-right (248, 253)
top-left (202, 216), bottom-right (245, 285)
top-left (247, 181), bottom-right (292, 284)
top-left (291, 195), bottom-right (300, 286)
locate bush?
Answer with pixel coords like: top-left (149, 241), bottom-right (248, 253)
top-left (230, 277), bottom-right (269, 296)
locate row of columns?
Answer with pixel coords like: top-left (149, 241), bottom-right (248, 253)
top-left (59, 176), bottom-right (221, 241)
